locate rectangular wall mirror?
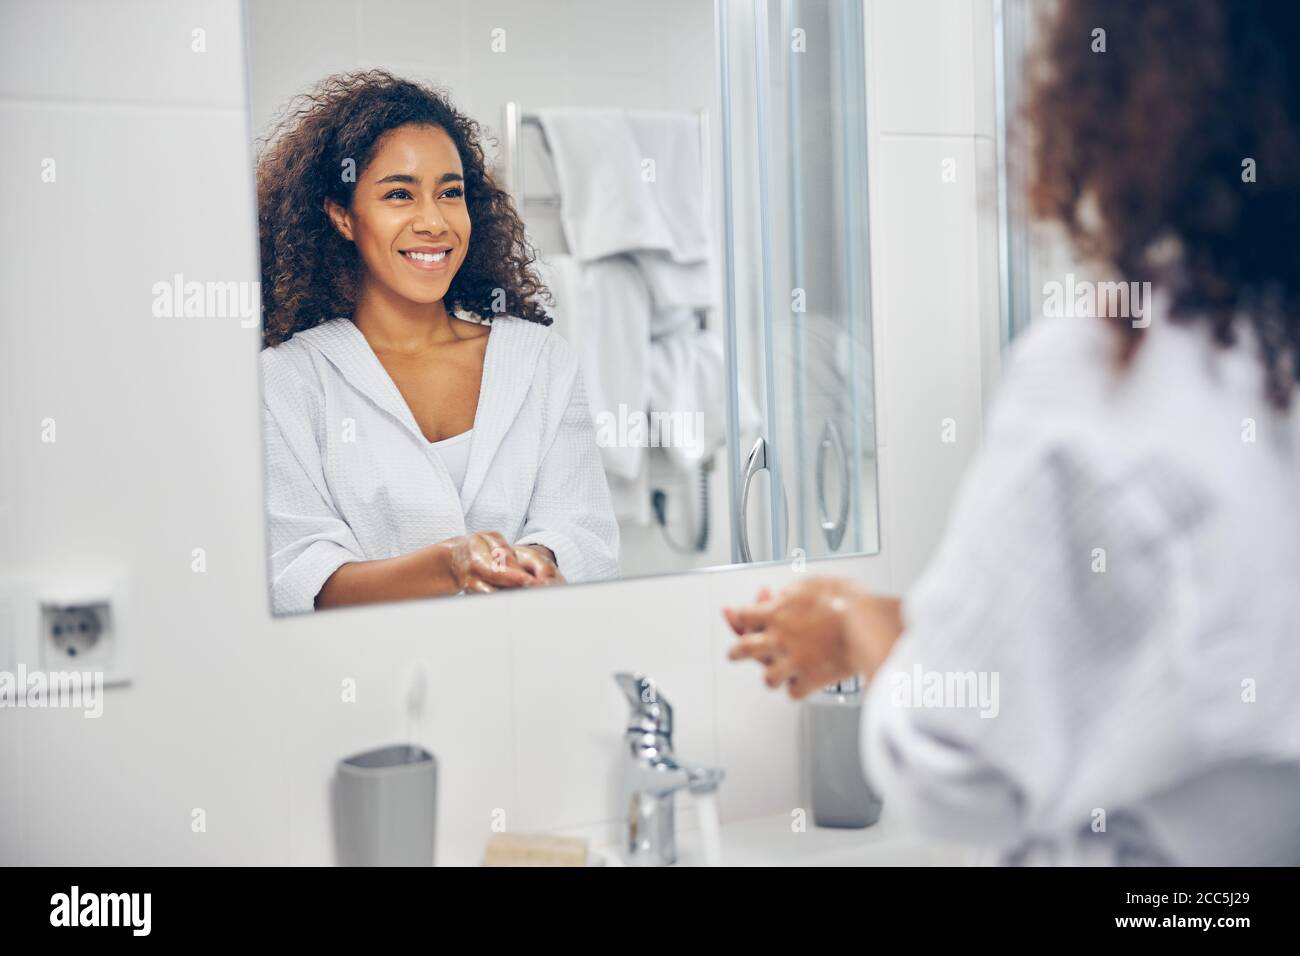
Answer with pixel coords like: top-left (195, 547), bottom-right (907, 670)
top-left (247, 0), bottom-right (880, 615)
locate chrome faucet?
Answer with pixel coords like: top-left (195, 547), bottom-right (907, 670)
top-left (615, 672), bottom-right (724, 866)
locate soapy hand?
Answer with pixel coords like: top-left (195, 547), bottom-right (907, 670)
top-left (723, 577), bottom-right (903, 700)
top-left (511, 543), bottom-right (565, 585)
top-left (441, 531), bottom-right (535, 592)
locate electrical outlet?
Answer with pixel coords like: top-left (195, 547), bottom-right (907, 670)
top-left (0, 572), bottom-right (131, 687)
top-left (43, 602), bottom-right (109, 662)
top-left (34, 575), bottom-right (131, 687)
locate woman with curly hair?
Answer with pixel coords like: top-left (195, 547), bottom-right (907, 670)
top-left (725, 0), bottom-right (1300, 864)
top-left (258, 70), bottom-right (618, 614)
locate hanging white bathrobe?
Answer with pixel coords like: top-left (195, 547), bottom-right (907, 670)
top-left (261, 315), bottom-right (621, 614)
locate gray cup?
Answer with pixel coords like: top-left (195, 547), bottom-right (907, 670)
top-left (333, 744), bottom-right (438, 866)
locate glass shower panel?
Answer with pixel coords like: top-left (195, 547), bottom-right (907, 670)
top-left (718, 0), bottom-right (879, 565)
top-left (765, 0), bottom-right (879, 561)
top-left (719, 0), bottom-right (777, 563)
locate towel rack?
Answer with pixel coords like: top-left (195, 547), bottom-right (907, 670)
top-left (500, 103), bottom-right (561, 209)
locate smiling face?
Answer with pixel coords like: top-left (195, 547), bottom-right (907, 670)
top-left (325, 123), bottom-right (471, 310)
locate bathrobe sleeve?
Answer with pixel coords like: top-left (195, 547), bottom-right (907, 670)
top-left (261, 349), bottom-right (367, 614)
top-left (859, 413), bottom-right (1205, 853)
top-left (515, 346), bottom-right (621, 582)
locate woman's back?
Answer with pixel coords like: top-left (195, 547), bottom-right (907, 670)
top-left (862, 295), bottom-right (1300, 865)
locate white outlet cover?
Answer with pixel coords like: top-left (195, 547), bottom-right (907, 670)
top-left (0, 571), bottom-right (133, 687)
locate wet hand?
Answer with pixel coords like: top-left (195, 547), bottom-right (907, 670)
top-left (442, 531), bottom-right (534, 592)
top-left (512, 544), bottom-right (565, 585)
top-left (723, 577), bottom-right (902, 699)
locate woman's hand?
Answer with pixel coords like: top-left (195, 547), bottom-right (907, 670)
top-left (723, 577), bottom-right (904, 700)
top-left (315, 533), bottom-right (550, 608)
top-left (512, 544), bottom-right (566, 585)
top-left (438, 531), bottom-right (536, 593)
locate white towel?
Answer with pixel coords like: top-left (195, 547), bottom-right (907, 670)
top-left (539, 253), bottom-right (650, 482)
top-left (534, 108), bottom-right (728, 521)
top-left (634, 251), bottom-right (716, 322)
top-left (535, 108), bottom-right (710, 265)
top-left (648, 327), bottom-right (762, 472)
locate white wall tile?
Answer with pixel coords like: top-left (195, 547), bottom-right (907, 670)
top-left (0, 102), bottom-right (261, 566)
top-left (709, 553), bottom-right (889, 823)
top-left (0, 0), bottom-right (246, 107)
top-left (972, 0), bottom-right (997, 139)
top-left (564, 0), bottom-right (714, 82)
top-left (870, 0), bottom-right (976, 136)
top-left (458, 0), bottom-right (576, 81)
top-left (875, 135), bottom-right (985, 589)
top-left (509, 572), bottom-right (718, 833)
top-left (246, 0), bottom-right (358, 142)
top-left (0, 708), bottom-right (23, 864)
top-left (358, 0), bottom-right (463, 71)
top-left (274, 597), bottom-right (516, 867)
top-left (710, 562), bottom-right (801, 822)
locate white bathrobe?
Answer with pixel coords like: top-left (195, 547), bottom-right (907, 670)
top-left (261, 315), bottom-right (620, 615)
top-left (860, 296), bottom-right (1300, 865)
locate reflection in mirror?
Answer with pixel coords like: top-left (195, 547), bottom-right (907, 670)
top-left (247, 0), bottom-right (878, 615)
top-left (719, 0), bottom-right (880, 564)
top-left (769, 0), bottom-right (879, 561)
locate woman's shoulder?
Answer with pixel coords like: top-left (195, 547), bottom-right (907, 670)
top-left (260, 320), bottom-right (343, 415)
top-left (261, 317), bottom-right (351, 360)
top-left (974, 315), bottom-right (1213, 548)
top-left (992, 315), bottom-right (1113, 419)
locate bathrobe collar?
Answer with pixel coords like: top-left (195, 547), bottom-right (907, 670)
top-left (295, 316), bottom-right (549, 513)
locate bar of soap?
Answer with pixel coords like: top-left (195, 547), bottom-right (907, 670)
top-left (483, 833), bottom-right (589, 867)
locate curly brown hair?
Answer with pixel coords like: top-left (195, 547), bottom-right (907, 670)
top-left (1026, 0), bottom-right (1300, 408)
top-left (256, 69), bottom-right (550, 348)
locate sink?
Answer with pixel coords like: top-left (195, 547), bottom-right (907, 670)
top-left (592, 810), bottom-right (975, 867)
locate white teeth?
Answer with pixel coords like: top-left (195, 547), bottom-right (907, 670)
top-left (405, 250), bottom-right (448, 263)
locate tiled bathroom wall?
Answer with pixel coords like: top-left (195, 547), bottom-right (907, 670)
top-left (0, 0), bottom-right (999, 865)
